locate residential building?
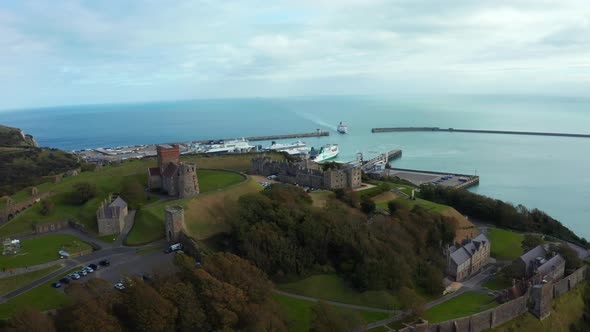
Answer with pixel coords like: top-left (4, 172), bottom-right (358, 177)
top-left (447, 233), bottom-right (491, 281)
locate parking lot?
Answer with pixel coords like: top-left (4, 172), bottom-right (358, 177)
top-left (383, 169), bottom-right (474, 188)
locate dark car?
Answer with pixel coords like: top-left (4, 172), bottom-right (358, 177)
top-left (99, 260), bottom-right (110, 267)
top-left (141, 274), bottom-right (153, 282)
top-left (52, 282), bottom-right (61, 288)
top-left (88, 263), bottom-right (98, 270)
top-left (59, 277), bottom-right (71, 284)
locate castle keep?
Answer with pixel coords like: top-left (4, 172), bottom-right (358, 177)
top-left (96, 195), bottom-right (128, 236)
top-left (251, 157), bottom-right (362, 190)
top-left (148, 144), bottom-right (199, 198)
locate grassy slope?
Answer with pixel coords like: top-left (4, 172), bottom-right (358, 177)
top-left (0, 265), bottom-right (61, 296)
top-left (274, 293), bottom-right (390, 332)
top-left (127, 175), bottom-right (261, 245)
top-left (0, 266), bottom-right (81, 319)
top-left (487, 228), bottom-right (524, 260)
top-left (492, 283), bottom-right (588, 332)
top-left (423, 291), bottom-right (498, 323)
top-left (3, 234), bottom-right (91, 269)
top-left (0, 153), bottom-right (280, 239)
top-left (278, 274), bottom-right (401, 310)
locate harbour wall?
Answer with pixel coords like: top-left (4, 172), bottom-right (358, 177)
top-left (191, 130), bottom-right (330, 144)
top-left (371, 127), bottom-right (590, 138)
top-left (385, 167), bottom-right (480, 189)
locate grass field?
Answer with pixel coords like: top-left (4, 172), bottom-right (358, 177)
top-left (0, 153), bottom-right (283, 239)
top-left (487, 228), bottom-right (524, 260)
top-left (127, 175), bottom-right (261, 245)
top-left (0, 266), bottom-right (81, 319)
top-left (278, 274), bottom-right (401, 310)
top-left (424, 291), bottom-right (498, 323)
top-left (0, 265), bottom-right (61, 296)
top-left (274, 293), bottom-right (391, 332)
top-left (483, 276), bottom-right (512, 291)
top-left (2, 234), bottom-right (91, 269)
top-left (492, 283), bottom-right (588, 331)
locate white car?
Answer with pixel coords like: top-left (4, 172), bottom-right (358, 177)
top-left (83, 267), bottom-right (94, 273)
top-left (69, 273), bottom-right (81, 280)
top-left (114, 283), bottom-right (125, 290)
top-left (78, 270), bottom-right (87, 276)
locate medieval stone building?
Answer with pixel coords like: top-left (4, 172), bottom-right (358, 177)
top-left (96, 195), bottom-right (128, 236)
top-left (251, 157), bottom-right (362, 190)
top-left (148, 144), bottom-right (199, 198)
top-left (447, 233), bottom-right (491, 281)
top-left (165, 205), bottom-right (185, 243)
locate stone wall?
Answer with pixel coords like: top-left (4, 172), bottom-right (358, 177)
top-left (0, 191), bottom-right (53, 224)
top-left (404, 267), bottom-right (589, 332)
top-left (35, 220), bottom-right (70, 234)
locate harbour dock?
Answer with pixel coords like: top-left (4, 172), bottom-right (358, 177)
top-left (382, 168), bottom-right (479, 189)
top-left (371, 127), bottom-right (590, 139)
top-left (361, 149), bottom-right (402, 172)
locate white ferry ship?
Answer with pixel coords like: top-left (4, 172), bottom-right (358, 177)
top-left (309, 144), bottom-right (339, 162)
top-left (337, 122), bottom-right (348, 134)
top-left (268, 140), bottom-right (307, 151)
top-left (205, 138), bottom-right (254, 154)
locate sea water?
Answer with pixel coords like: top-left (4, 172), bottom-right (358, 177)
top-left (1, 95), bottom-right (589, 238)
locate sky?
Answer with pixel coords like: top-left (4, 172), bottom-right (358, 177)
top-left (0, 0), bottom-right (589, 110)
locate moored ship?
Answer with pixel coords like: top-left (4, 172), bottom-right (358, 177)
top-left (337, 122), bottom-right (348, 134)
top-left (309, 144), bottom-right (339, 162)
top-left (203, 138), bottom-right (254, 154)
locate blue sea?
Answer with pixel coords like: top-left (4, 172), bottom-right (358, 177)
top-left (1, 95), bottom-right (589, 239)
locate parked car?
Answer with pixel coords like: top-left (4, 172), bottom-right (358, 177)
top-left (141, 274), bottom-right (153, 282)
top-left (59, 277), bottom-right (71, 284)
top-left (83, 266), bottom-right (94, 273)
top-left (88, 264), bottom-right (98, 270)
top-left (114, 283), bottom-right (125, 290)
top-left (69, 273), bottom-right (81, 280)
top-left (99, 260), bottom-right (110, 267)
top-left (52, 282), bottom-right (61, 288)
top-left (78, 270), bottom-right (87, 276)
top-left (164, 243), bottom-right (182, 253)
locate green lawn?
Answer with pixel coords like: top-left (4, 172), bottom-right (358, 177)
top-left (0, 266), bottom-right (81, 319)
top-left (423, 291), bottom-right (498, 323)
top-left (0, 265), bottom-right (61, 296)
top-left (278, 274), bottom-right (401, 310)
top-left (487, 228), bottom-right (524, 260)
top-left (126, 209), bottom-right (165, 245)
top-left (273, 293), bottom-right (391, 332)
top-left (128, 174), bottom-right (260, 244)
top-left (2, 234), bottom-right (91, 269)
top-left (0, 153), bottom-right (267, 239)
top-left (197, 170), bottom-right (244, 192)
top-left (483, 276), bottom-right (512, 291)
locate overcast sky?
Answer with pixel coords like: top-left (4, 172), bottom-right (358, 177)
top-left (0, 0), bottom-right (589, 109)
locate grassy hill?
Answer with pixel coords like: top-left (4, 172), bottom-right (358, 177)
top-left (0, 125), bottom-right (80, 196)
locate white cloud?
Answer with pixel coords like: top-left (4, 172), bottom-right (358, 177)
top-left (0, 0), bottom-right (589, 109)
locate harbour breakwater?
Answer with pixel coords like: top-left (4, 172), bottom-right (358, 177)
top-left (371, 127), bottom-right (590, 138)
top-left (192, 130), bottom-right (329, 144)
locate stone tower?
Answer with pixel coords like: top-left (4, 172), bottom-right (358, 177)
top-left (178, 163), bottom-right (199, 198)
top-left (165, 205), bottom-right (185, 243)
top-left (157, 144), bottom-right (180, 172)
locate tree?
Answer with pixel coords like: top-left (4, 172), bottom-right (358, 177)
top-left (66, 182), bottom-right (97, 205)
top-left (551, 244), bottom-right (582, 271)
top-left (387, 200), bottom-right (397, 214)
top-left (399, 287), bottom-right (425, 317)
top-left (119, 278), bottom-right (177, 332)
top-left (120, 179), bottom-right (145, 209)
top-left (360, 195), bottom-right (376, 214)
top-left (6, 306), bottom-right (56, 332)
top-left (522, 234), bottom-right (544, 252)
top-left (310, 302), bottom-right (364, 332)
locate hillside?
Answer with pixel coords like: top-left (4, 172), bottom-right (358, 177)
top-left (0, 125), bottom-right (38, 147)
top-left (0, 125), bottom-right (79, 196)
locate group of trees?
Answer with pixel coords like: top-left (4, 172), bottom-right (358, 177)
top-left (65, 182), bottom-right (98, 205)
top-left (2, 253), bottom-right (288, 332)
top-left (230, 184), bottom-right (457, 297)
top-left (0, 147), bottom-right (79, 196)
top-left (420, 185), bottom-right (588, 247)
